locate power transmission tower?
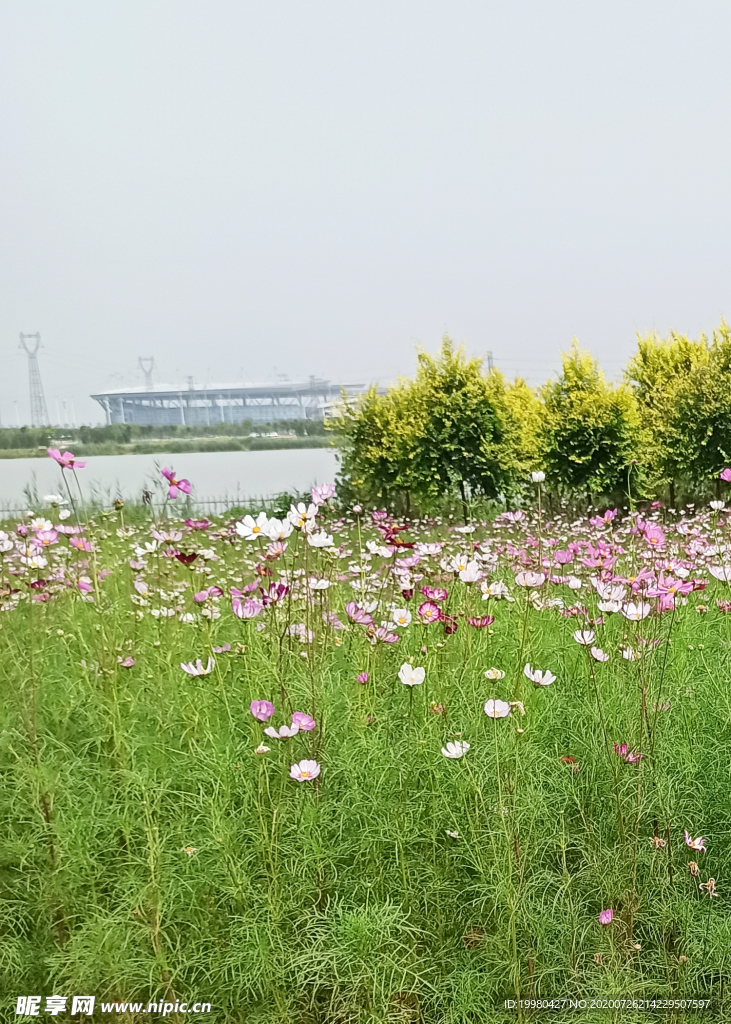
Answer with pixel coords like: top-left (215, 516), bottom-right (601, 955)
top-left (486, 350), bottom-right (494, 372)
top-left (138, 356), bottom-right (156, 390)
top-left (19, 333), bottom-right (50, 426)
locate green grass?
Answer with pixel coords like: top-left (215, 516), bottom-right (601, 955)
top-left (1, 497), bottom-right (730, 1022)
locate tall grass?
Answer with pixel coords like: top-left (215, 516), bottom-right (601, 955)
top-left (1, 482), bottom-right (730, 1022)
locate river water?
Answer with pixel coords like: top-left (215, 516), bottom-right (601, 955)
top-left (0, 448), bottom-right (340, 512)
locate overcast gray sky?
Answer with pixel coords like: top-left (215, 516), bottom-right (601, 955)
top-left (2, 1), bottom-right (731, 425)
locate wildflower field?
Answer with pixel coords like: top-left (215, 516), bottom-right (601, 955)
top-left (3, 457), bottom-right (731, 1023)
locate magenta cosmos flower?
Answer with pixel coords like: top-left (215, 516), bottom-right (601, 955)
top-left (721, 468), bottom-right (731, 482)
top-left (598, 909), bottom-right (614, 925)
top-left (250, 700), bottom-right (275, 722)
top-left (161, 467), bottom-right (192, 499)
top-left (47, 448), bottom-right (86, 470)
top-left (290, 759), bottom-right (321, 781)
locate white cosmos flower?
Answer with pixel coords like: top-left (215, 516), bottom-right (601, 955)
top-left (515, 571), bottom-right (546, 588)
top-left (30, 518), bottom-right (54, 531)
top-left (454, 524), bottom-right (475, 533)
top-left (597, 600), bottom-right (622, 614)
top-left (236, 512), bottom-right (270, 540)
top-left (441, 740), bottom-right (470, 759)
top-left (620, 645), bottom-right (639, 661)
top-left (266, 517), bottom-right (294, 541)
top-left (531, 471), bottom-right (546, 483)
top-left (399, 663), bottom-right (425, 686)
top-left (710, 500), bottom-right (725, 511)
top-left (621, 601), bottom-right (652, 621)
top-left (264, 723), bottom-right (300, 739)
top-left (708, 565), bottom-right (731, 582)
top-left (43, 494), bottom-right (67, 504)
top-left (459, 560), bottom-right (481, 583)
top-left (484, 698), bottom-right (511, 718)
top-left (445, 554), bottom-right (471, 574)
top-left (573, 630), bottom-right (595, 646)
top-left (58, 509), bottom-right (71, 520)
top-left (480, 580), bottom-right (513, 601)
top-left (307, 577), bottom-right (331, 590)
top-left (0, 532), bottom-right (13, 553)
top-left (287, 502), bottom-right (318, 529)
top-left (180, 657), bottom-right (215, 676)
top-left (524, 664), bottom-right (556, 686)
top-left (590, 647), bottom-right (609, 662)
top-left (484, 668), bottom-right (505, 680)
top-left (23, 555), bottom-right (47, 569)
top-left (567, 576), bottom-right (582, 590)
top-left (391, 608), bottom-right (412, 627)
top-left (307, 531), bottom-right (334, 548)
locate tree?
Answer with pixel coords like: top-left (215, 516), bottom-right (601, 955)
top-left (625, 330), bottom-right (710, 504)
top-left (408, 337), bottom-right (519, 518)
top-left (541, 341), bottom-right (640, 499)
top-left (669, 321), bottom-right (731, 490)
top-left (329, 383), bottom-right (422, 509)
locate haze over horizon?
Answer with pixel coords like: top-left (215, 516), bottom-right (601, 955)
top-left (2, 1), bottom-right (731, 425)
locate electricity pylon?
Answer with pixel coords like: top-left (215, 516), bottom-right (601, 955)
top-left (19, 333), bottom-right (50, 426)
top-left (138, 357), bottom-right (155, 391)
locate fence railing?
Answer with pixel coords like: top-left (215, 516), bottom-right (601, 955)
top-left (0, 491), bottom-right (295, 521)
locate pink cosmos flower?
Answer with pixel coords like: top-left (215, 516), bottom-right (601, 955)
top-left (184, 518), bottom-right (211, 530)
top-left (32, 529), bottom-right (59, 548)
top-left (290, 759), bottom-right (321, 781)
top-left (613, 742), bottom-right (644, 763)
top-left (642, 523), bottom-right (666, 550)
top-left (684, 830), bottom-right (707, 852)
top-left (720, 468), bottom-right (731, 482)
top-left (232, 597), bottom-right (264, 619)
top-left (466, 615), bottom-right (495, 628)
top-left (161, 467), bottom-right (192, 499)
top-left (418, 601), bottom-right (442, 623)
top-left (345, 602), bottom-right (374, 627)
top-left (47, 448), bottom-right (86, 470)
top-left (77, 576), bottom-right (93, 593)
top-left (311, 482), bottom-right (336, 506)
top-left (356, 672), bottom-right (369, 684)
top-left (212, 643), bottom-right (231, 653)
top-left (370, 626), bottom-right (400, 644)
top-left (117, 656), bottom-right (135, 668)
top-left (598, 909), bottom-right (614, 925)
top-left (70, 536), bottom-right (93, 552)
top-left (291, 711), bottom-right (316, 731)
top-left (322, 610), bottom-right (345, 630)
top-left (250, 699), bottom-right (275, 721)
top-left (421, 586), bottom-right (448, 601)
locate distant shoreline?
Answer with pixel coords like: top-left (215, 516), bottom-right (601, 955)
top-left (0, 435), bottom-right (337, 460)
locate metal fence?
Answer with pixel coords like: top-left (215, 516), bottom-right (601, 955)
top-left (0, 491), bottom-right (298, 521)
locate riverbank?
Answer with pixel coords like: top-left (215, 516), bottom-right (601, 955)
top-left (0, 434), bottom-right (336, 459)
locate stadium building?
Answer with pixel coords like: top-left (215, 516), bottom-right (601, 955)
top-left (90, 378), bottom-right (370, 426)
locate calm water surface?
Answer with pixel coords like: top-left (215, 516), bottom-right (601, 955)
top-left (0, 448), bottom-right (340, 510)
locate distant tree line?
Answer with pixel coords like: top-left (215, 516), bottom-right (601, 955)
top-left (329, 324), bottom-right (731, 513)
top-left (0, 418), bottom-right (327, 451)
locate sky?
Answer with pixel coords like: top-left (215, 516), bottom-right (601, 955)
top-left (2, 1), bottom-right (731, 425)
